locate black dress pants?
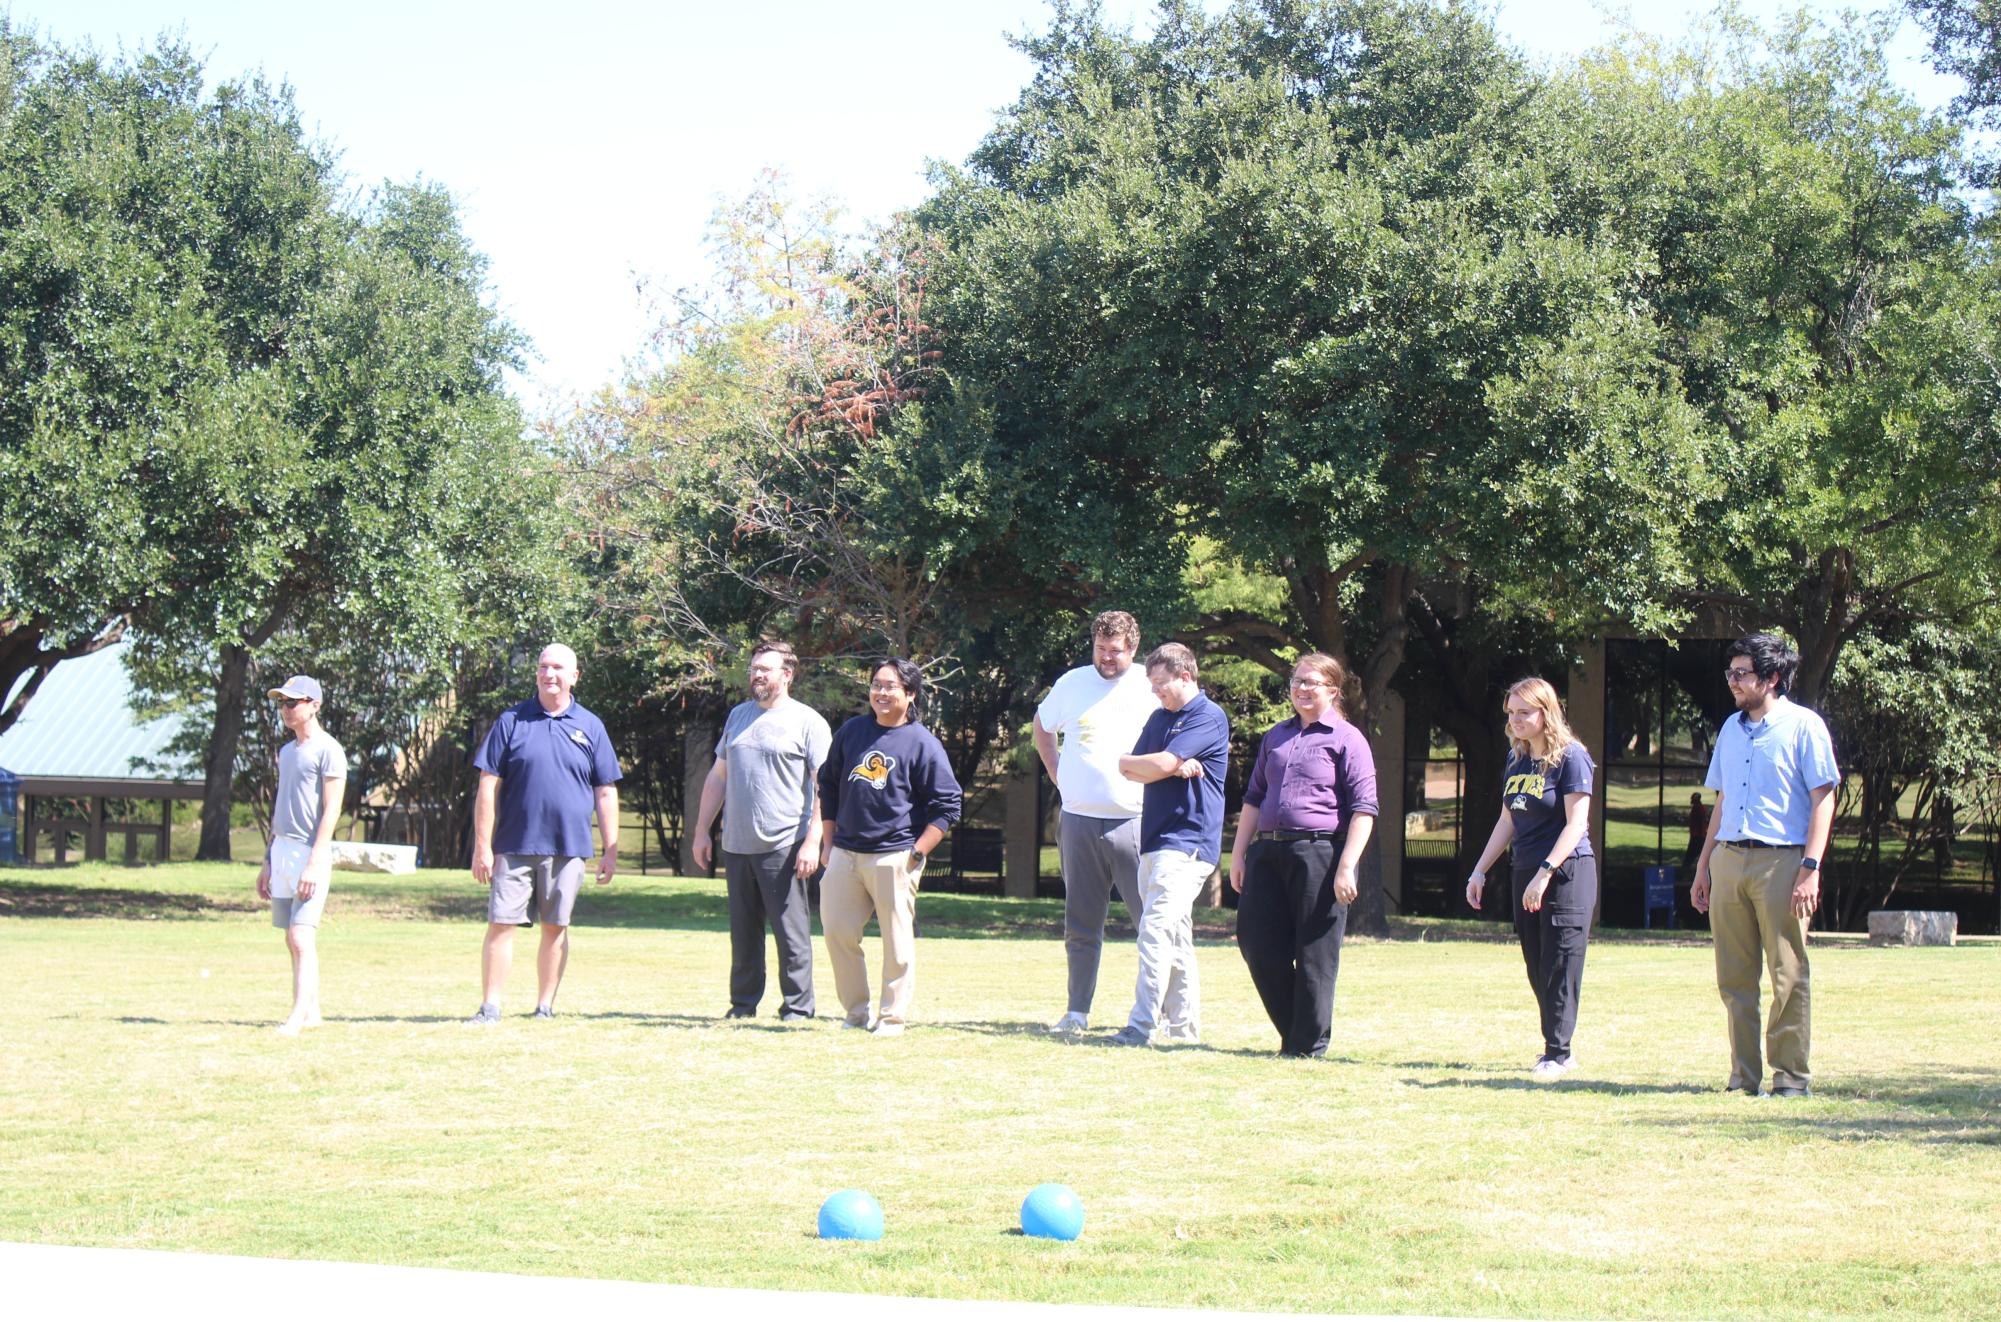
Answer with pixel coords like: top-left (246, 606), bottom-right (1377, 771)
top-left (1235, 836), bottom-right (1347, 1057)
top-left (1513, 854), bottom-right (1597, 1061)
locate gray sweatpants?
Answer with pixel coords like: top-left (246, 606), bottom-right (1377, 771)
top-left (1058, 811), bottom-right (1141, 1016)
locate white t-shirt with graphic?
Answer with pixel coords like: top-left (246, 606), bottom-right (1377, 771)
top-left (1035, 663), bottom-right (1158, 819)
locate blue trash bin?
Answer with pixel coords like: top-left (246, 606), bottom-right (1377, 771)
top-left (1643, 864), bottom-right (1677, 930)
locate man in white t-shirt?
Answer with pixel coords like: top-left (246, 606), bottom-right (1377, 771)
top-left (1032, 610), bottom-right (1159, 1034)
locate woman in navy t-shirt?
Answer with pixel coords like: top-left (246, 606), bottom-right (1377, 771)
top-left (1465, 677), bottom-right (1597, 1081)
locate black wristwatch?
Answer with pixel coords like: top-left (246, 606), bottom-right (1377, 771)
top-left (1799, 857), bottom-right (1820, 872)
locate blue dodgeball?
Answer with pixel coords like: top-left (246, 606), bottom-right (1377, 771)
top-left (818, 1189), bottom-right (884, 1241)
top-left (1020, 1183), bottom-right (1085, 1240)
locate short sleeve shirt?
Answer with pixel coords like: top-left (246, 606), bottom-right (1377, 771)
top-left (1132, 692), bottom-right (1230, 864)
top-left (1503, 741), bottom-right (1595, 864)
top-left (715, 696), bottom-right (833, 853)
top-left (272, 732), bottom-right (348, 847)
top-left (475, 697), bottom-right (621, 859)
top-left (1035, 664), bottom-right (1157, 819)
top-left (1704, 696), bottom-right (1839, 845)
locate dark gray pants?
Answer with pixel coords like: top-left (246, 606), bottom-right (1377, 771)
top-left (1514, 854), bottom-right (1596, 1061)
top-left (725, 844), bottom-right (815, 1017)
top-left (1058, 812), bottom-right (1140, 1016)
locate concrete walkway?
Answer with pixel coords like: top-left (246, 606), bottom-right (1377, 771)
top-left (0, 1241), bottom-right (1483, 1321)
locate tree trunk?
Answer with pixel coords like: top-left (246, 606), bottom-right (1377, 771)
top-left (195, 642), bottom-right (253, 861)
top-left (1348, 564), bottom-right (1413, 937)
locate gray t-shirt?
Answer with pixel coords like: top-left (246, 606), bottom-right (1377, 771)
top-left (715, 696), bottom-right (833, 853)
top-left (272, 731), bottom-right (348, 846)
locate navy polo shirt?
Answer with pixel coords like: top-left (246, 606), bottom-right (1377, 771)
top-left (475, 697), bottom-right (622, 858)
top-left (1132, 691), bottom-right (1230, 864)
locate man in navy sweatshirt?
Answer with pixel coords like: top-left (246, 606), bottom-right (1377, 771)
top-left (817, 657), bottom-right (962, 1035)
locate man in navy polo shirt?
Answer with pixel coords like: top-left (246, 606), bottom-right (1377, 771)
top-left (465, 644), bottom-right (622, 1024)
top-left (1108, 642), bottom-right (1229, 1047)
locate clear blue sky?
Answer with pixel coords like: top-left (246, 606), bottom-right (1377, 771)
top-left (6, 1), bottom-right (1957, 406)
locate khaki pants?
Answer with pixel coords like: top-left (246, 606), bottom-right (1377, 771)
top-left (1709, 843), bottom-right (1811, 1092)
top-left (820, 846), bottom-right (923, 1027)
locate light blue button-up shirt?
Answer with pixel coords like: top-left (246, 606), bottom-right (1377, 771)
top-left (1703, 696), bottom-right (1839, 846)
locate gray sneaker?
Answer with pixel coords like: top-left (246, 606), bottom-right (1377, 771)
top-left (1105, 1026), bottom-right (1150, 1048)
top-left (463, 1004), bottom-right (501, 1027)
top-left (532, 1005), bottom-right (554, 1019)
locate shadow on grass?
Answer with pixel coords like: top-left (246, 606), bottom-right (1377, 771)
top-left (0, 883), bottom-right (255, 921)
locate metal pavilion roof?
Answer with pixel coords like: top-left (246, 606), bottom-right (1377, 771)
top-left (0, 640), bottom-right (201, 787)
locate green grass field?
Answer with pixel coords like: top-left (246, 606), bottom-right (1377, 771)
top-left (3, 863), bottom-right (1997, 1318)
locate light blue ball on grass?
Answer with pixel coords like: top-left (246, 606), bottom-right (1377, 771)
top-left (818, 1189), bottom-right (884, 1241)
top-left (1020, 1183), bottom-right (1084, 1241)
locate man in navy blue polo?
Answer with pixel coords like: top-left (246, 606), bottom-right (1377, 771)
top-left (465, 644), bottom-right (622, 1024)
top-left (1108, 642), bottom-right (1229, 1047)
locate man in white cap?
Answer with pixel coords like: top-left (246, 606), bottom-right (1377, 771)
top-left (257, 675), bottom-right (348, 1036)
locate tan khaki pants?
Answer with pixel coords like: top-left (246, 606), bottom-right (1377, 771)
top-left (1709, 843), bottom-right (1811, 1092)
top-left (820, 846), bottom-right (923, 1027)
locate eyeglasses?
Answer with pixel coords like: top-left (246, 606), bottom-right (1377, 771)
top-left (1289, 678), bottom-right (1329, 690)
top-left (1723, 668), bottom-right (1761, 686)
top-left (279, 697), bottom-right (314, 709)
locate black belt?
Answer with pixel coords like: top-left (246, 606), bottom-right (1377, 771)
top-left (1723, 839), bottom-right (1799, 850)
top-left (1256, 830), bottom-right (1345, 843)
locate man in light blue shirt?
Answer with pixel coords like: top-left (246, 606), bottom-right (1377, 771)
top-left (1691, 634), bottom-right (1839, 1097)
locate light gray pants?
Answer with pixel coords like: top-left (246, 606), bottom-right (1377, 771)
top-left (1126, 848), bottom-right (1209, 1041)
top-left (1058, 811), bottom-right (1140, 1016)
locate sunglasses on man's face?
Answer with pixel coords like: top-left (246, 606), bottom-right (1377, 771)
top-left (279, 697), bottom-right (314, 709)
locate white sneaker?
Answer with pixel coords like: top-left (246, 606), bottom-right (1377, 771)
top-left (872, 1020), bottom-right (905, 1037)
top-left (1049, 1011), bottom-right (1088, 1035)
top-left (841, 1017), bottom-right (873, 1031)
top-left (1530, 1055), bottom-right (1575, 1083)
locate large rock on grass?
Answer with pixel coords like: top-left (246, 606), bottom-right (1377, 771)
top-left (330, 841), bottom-right (419, 875)
top-left (1867, 910), bottom-right (1957, 947)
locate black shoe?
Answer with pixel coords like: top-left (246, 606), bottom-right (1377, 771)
top-left (532, 1005), bottom-right (554, 1019)
top-left (779, 1010), bottom-right (813, 1022)
top-left (463, 1004), bottom-right (501, 1027)
top-left (724, 1007), bottom-right (755, 1019)
top-left (1771, 1085), bottom-right (1811, 1098)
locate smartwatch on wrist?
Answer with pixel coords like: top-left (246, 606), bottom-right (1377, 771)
top-left (1799, 857), bottom-right (1819, 872)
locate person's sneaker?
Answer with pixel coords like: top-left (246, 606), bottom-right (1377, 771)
top-left (779, 1010), bottom-right (813, 1023)
top-left (1048, 1011), bottom-right (1089, 1035)
top-left (841, 1017), bottom-right (873, 1031)
top-left (872, 1020), bottom-right (905, 1037)
top-left (532, 1005), bottom-right (554, 1019)
top-left (1156, 1026), bottom-right (1200, 1046)
top-left (724, 1007), bottom-right (755, 1020)
top-left (1530, 1056), bottom-right (1574, 1082)
top-left (463, 1004), bottom-right (501, 1027)
top-left (1105, 1026), bottom-right (1150, 1048)
top-left (1771, 1084), bottom-right (1811, 1098)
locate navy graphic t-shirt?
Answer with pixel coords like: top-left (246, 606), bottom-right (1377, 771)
top-left (1503, 741), bottom-right (1595, 865)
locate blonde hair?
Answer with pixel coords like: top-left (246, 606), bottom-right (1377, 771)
top-left (1505, 677), bottom-right (1577, 769)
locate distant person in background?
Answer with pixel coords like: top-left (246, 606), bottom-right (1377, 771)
top-left (817, 658), bottom-right (963, 1036)
top-left (1691, 633), bottom-right (1838, 1098)
top-left (1032, 610), bottom-right (1157, 1035)
top-left (465, 644), bottom-right (622, 1025)
top-left (1465, 677), bottom-right (1597, 1082)
top-left (1684, 793), bottom-right (1712, 870)
top-left (1227, 652), bottom-right (1377, 1058)
top-left (692, 640), bottom-right (831, 1023)
top-left (257, 675), bottom-right (347, 1037)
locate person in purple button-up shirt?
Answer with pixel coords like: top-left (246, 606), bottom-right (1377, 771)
top-left (1226, 652), bottom-right (1378, 1057)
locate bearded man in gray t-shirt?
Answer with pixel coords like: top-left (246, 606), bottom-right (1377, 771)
top-left (256, 675), bottom-right (348, 1036)
top-left (692, 641), bottom-right (832, 1021)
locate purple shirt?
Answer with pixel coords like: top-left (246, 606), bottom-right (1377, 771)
top-left (1241, 713), bottom-right (1379, 833)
